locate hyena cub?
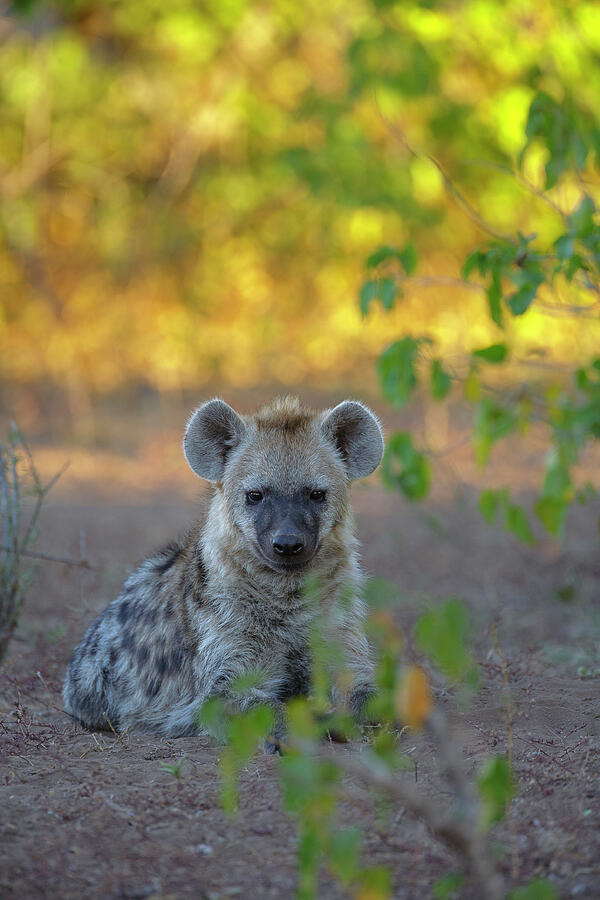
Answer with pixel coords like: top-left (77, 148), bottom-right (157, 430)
top-left (63, 396), bottom-right (383, 745)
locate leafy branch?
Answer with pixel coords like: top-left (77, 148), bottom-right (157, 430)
top-left (361, 89), bottom-right (600, 547)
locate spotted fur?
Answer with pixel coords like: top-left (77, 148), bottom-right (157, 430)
top-left (63, 396), bottom-right (383, 740)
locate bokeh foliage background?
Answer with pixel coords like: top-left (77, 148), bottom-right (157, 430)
top-left (1, 0), bottom-right (599, 413)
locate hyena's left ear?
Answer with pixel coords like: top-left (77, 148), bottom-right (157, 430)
top-left (321, 401), bottom-right (384, 480)
top-left (183, 399), bottom-right (247, 481)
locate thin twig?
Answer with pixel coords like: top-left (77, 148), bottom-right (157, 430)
top-left (375, 98), bottom-right (516, 245)
top-left (0, 545), bottom-right (96, 570)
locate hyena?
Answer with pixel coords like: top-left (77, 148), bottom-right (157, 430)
top-left (63, 396), bottom-right (383, 746)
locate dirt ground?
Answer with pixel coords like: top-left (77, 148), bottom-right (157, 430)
top-left (1, 396), bottom-right (599, 899)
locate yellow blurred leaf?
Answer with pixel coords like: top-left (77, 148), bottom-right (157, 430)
top-left (395, 665), bottom-right (432, 729)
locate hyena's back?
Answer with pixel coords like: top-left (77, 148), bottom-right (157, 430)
top-left (63, 534), bottom-right (206, 735)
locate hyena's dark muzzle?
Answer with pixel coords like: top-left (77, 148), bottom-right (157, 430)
top-left (248, 489), bottom-right (324, 571)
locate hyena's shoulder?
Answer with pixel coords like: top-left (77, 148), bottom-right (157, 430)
top-left (63, 521), bottom-right (208, 730)
top-left (111, 521), bottom-right (208, 653)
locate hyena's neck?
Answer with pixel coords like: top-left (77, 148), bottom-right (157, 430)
top-left (197, 491), bottom-right (362, 618)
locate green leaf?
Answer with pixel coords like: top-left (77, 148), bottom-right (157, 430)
top-left (433, 872), bottom-right (465, 900)
top-left (430, 358), bottom-right (451, 400)
top-left (297, 827), bottom-right (320, 900)
top-left (535, 496), bottom-right (567, 536)
top-left (472, 343), bottom-right (508, 364)
top-left (478, 488), bottom-right (504, 523)
top-left (382, 431), bottom-right (431, 500)
top-left (464, 367), bottom-right (482, 402)
top-left (364, 242), bottom-right (417, 276)
top-left (327, 827), bottom-right (362, 884)
top-left (360, 279), bottom-right (379, 316)
top-left (564, 253), bottom-right (585, 281)
top-left (377, 338), bottom-right (422, 408)
top-left (356, 866), bottom-right (391, 899)
top-left (487, 272), bottom-right (503, 327)
top-left (462, 249), bottom-right (485, 280)
top-left (505, 503), bottom-right (535, 545)
top-left (554, 233), bottom-right (574, 261)
top-left (508, 878), bottom-right (559, 900)
top-left (415, 599), bottom-right (478, 686)
top-left (506, 274), bottom-right (543, 316)
top-left (379, 277), bottom-right (397, 310)
top-left (397, 241), bottom-right (417, 276)
top-left (366, 245), bottom-right (399, 268)
top-left (569, 195), bottom-right (595, 238)
top-left (477, 755), bottom-right (515, 826)
top-left (473, 398), bottom-right (517, 466)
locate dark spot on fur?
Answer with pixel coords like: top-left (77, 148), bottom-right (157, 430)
top-left (156, 654), bottom-right (168, 678)
top-left (137, 645), bottom-right (149, 669)
top-left (109, 648), bottom-right (117, 667)
top-left (164, 600), bottom-right (175, 619)
top-left (145, 677), bottom-right (161, 699)
top-left (121, 629), bottom-right (136, 654)
top-left (169, 640), bottom-right (185, 673)
top-left (145, 606), bottom-right (158, 627)
top-left (118, 600), bottom-right (130, 625)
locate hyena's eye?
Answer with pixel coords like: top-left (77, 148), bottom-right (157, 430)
top-left (246, 490), bottom-right (264, 504)
top-left (309, 489), bottom-right (326, 502)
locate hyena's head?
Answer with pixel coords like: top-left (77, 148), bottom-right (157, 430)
top-left (183, 396), bottom-right (383, 573)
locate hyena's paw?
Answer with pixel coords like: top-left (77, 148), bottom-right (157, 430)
top-left (348, 684), bottom-right (377, 724)
top-left (263, 736), bottom-right (284, 755)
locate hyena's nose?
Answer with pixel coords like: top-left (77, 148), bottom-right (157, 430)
top-left (272, 533), bottom-right (305, 557)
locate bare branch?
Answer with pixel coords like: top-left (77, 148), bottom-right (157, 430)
top-left (295, 706), bottom-right (506, 900)
top-left (375, 98), bottom-right (516, 245)
top-left (0, 546), bottom-right (96, 570)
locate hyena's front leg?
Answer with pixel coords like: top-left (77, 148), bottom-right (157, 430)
top-left (219, 685), bottom-right (287, 755)
top-left (330, 622), bottom-right (376, 725)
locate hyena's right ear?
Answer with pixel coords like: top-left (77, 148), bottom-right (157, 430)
top-left (183, 399), bottom-right (247, 481)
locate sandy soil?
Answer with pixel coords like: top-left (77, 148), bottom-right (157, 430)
top-left (1, 401), bottom-right (599, 899)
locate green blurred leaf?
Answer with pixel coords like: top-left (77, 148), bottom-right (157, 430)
top-left (478, 488), bottom-right (505, 523)
top-left (505, 503), bottom-right (535, 545)
top-left (382, 431), bottom-right (431, 500)
top-left (397, 241), bottom-right (418, 276)
top-left (472, 343), bottom-right (508, 364)
top-left (506, 273), bottom-right (543, 316)
top-left (433, 872), bottom-right (465, 900)
top-left (487, 272), bottom-right (503, 327)
top-left (360, 280), bottom-right (379, 316)
top-left (379, 277), bottom-right (397, 310)
top-left (377, 338), bottom-right (423, 408)
top-left (415, 599), bottom-right (478, 686)
top-left (522, 92), bottom-right (595, 188)
top-left (554, 233), bottom-right (574, 261)
top-left (366, 245), bottom-right (399, 268)
top-left (477, 755), bottom-right (515, 826)
top-left (569, 195), bottom-right (596, 238)
top-left (473, 398), bottom-right (517, 466)
top-left (297, 827), bottom-right (320, 900)
top-left (356, 866), bottom-right (391, 899)
top-left (508, 878), bottom-right (559, 900)
top-left (327, 827), bottom-right (362, 884)
top-left (430, 358), bottom-right (451, 399)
